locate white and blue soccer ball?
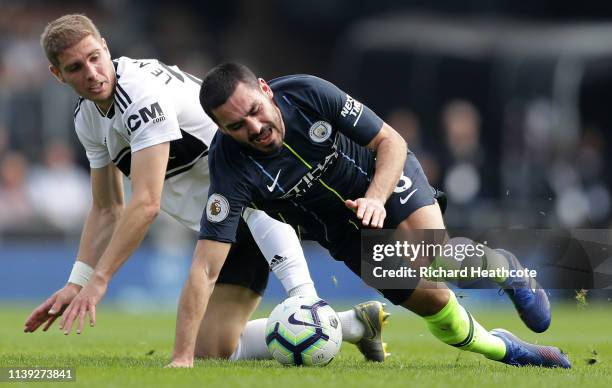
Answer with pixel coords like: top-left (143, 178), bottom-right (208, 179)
top-left (265, 296), bottom-right (342, 366)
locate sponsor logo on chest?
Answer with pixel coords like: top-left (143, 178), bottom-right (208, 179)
top-left (280, 135), bottom-right (339, 199)
top-left (126, 102), bottom-right (166, 133)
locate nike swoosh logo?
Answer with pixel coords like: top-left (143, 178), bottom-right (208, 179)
top-left (267, 169), bottom-right (282, 192)
top-left (400, 188), bottom-right (418, 205)
top-left (287, 313), bottom-right (320, 328)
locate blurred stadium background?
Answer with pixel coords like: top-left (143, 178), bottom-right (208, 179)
top-left (1, 0), bottom-right (611, 307)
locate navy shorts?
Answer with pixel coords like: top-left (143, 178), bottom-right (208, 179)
top-left (383, 151), bottom-right (438, 227)
top-left (216, 218), bottom-right (270, 295)
top-left (333, 151), bottom-right (439, 305)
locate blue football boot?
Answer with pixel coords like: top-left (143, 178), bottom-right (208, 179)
top-left (496, 249), bottom-right (551, 333)
top-left (491, 328), bottom-right (571, 368)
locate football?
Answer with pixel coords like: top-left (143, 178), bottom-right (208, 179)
top-left (265, 296), bottom-right (342, 366)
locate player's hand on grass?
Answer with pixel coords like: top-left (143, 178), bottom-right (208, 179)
top-left (59, 274), bottom-right (108, 335)
top-left (24, 283), bottom-right (81, 333)
top-left (345, 197), bottom-right (386, 228)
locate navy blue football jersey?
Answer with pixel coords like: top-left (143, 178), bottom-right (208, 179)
top-left (200, 75), bottom-right (436, 251)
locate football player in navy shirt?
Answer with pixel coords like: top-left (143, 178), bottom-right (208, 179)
top-left (169, 63), bottom-right (569, 368)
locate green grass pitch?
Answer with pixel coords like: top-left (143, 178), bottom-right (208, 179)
top-left (1, 302), bottom-right (610, 387)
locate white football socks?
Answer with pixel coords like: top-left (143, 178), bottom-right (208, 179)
top-left (229, 318), bottom-right (271, 361)
top-left (243, 208), bottom-right (316, 293)
top-left (337, 309), bottom-right (365, 343)
top-left (237, 209), bottom-right (367, 356)
top-left (288, 283), bottom-right (318, 297)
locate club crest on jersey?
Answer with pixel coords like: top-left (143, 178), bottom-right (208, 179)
top-left (206, 194), bottom-right (229, 223)
top-left (308, 121), bottom-right (332, 143)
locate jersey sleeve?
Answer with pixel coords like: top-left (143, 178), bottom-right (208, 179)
top-left (198, 136), bottom-right (254, 243)
top-left (287, 76), bottom-right (384, 146)
top-left (116, 68), bottom-right (182, 153)
top-left (74, 105), bottom-right (111, 169)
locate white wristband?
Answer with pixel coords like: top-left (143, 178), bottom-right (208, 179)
top-left (68, 260), bottom-right (94, 287)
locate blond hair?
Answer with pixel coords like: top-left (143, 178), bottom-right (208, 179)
top-left (41, 14), bottom-right (102, 68)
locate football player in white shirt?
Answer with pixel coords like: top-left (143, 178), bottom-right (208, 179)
top-left (24, 14), bottom-right (389, 366)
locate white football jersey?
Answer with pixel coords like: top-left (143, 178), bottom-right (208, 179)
top-left (73, 57), bottom-right (315, 293)
top-left (74, 56), bottom-right (216, 231)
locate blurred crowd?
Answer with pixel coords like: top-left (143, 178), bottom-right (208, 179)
top-left (0, 2), bottom-right (213, 237)
top-left (1, 1), bottom-right (610, 239)
top-left (0, 6), bottom-right (83, 235)
top-left (385, 99), bottom-right (610, 229)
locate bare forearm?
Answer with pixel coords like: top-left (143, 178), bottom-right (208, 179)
top-left (367, 135), bottom-right (407, 202)
top-left (77, 164), bottom-right (124, 269)
top-left (76, 205), bottom-right (123, 268)
top-left (170, 240), bottom-right (230, 365)
top-left (92, 200), bottom-right (159, 282)
top-left (172, 270), bottom-right (215, 363)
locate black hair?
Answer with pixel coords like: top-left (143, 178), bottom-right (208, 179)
top-left (200, 62), bottom-right (259, 123)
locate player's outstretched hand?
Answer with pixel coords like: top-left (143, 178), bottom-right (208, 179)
top-left (345, 197), bottom-right (386, 228)
top-left (59, 275), bottom-right (108, 335)
top-left (24, 283), bottom-right (81, 333)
